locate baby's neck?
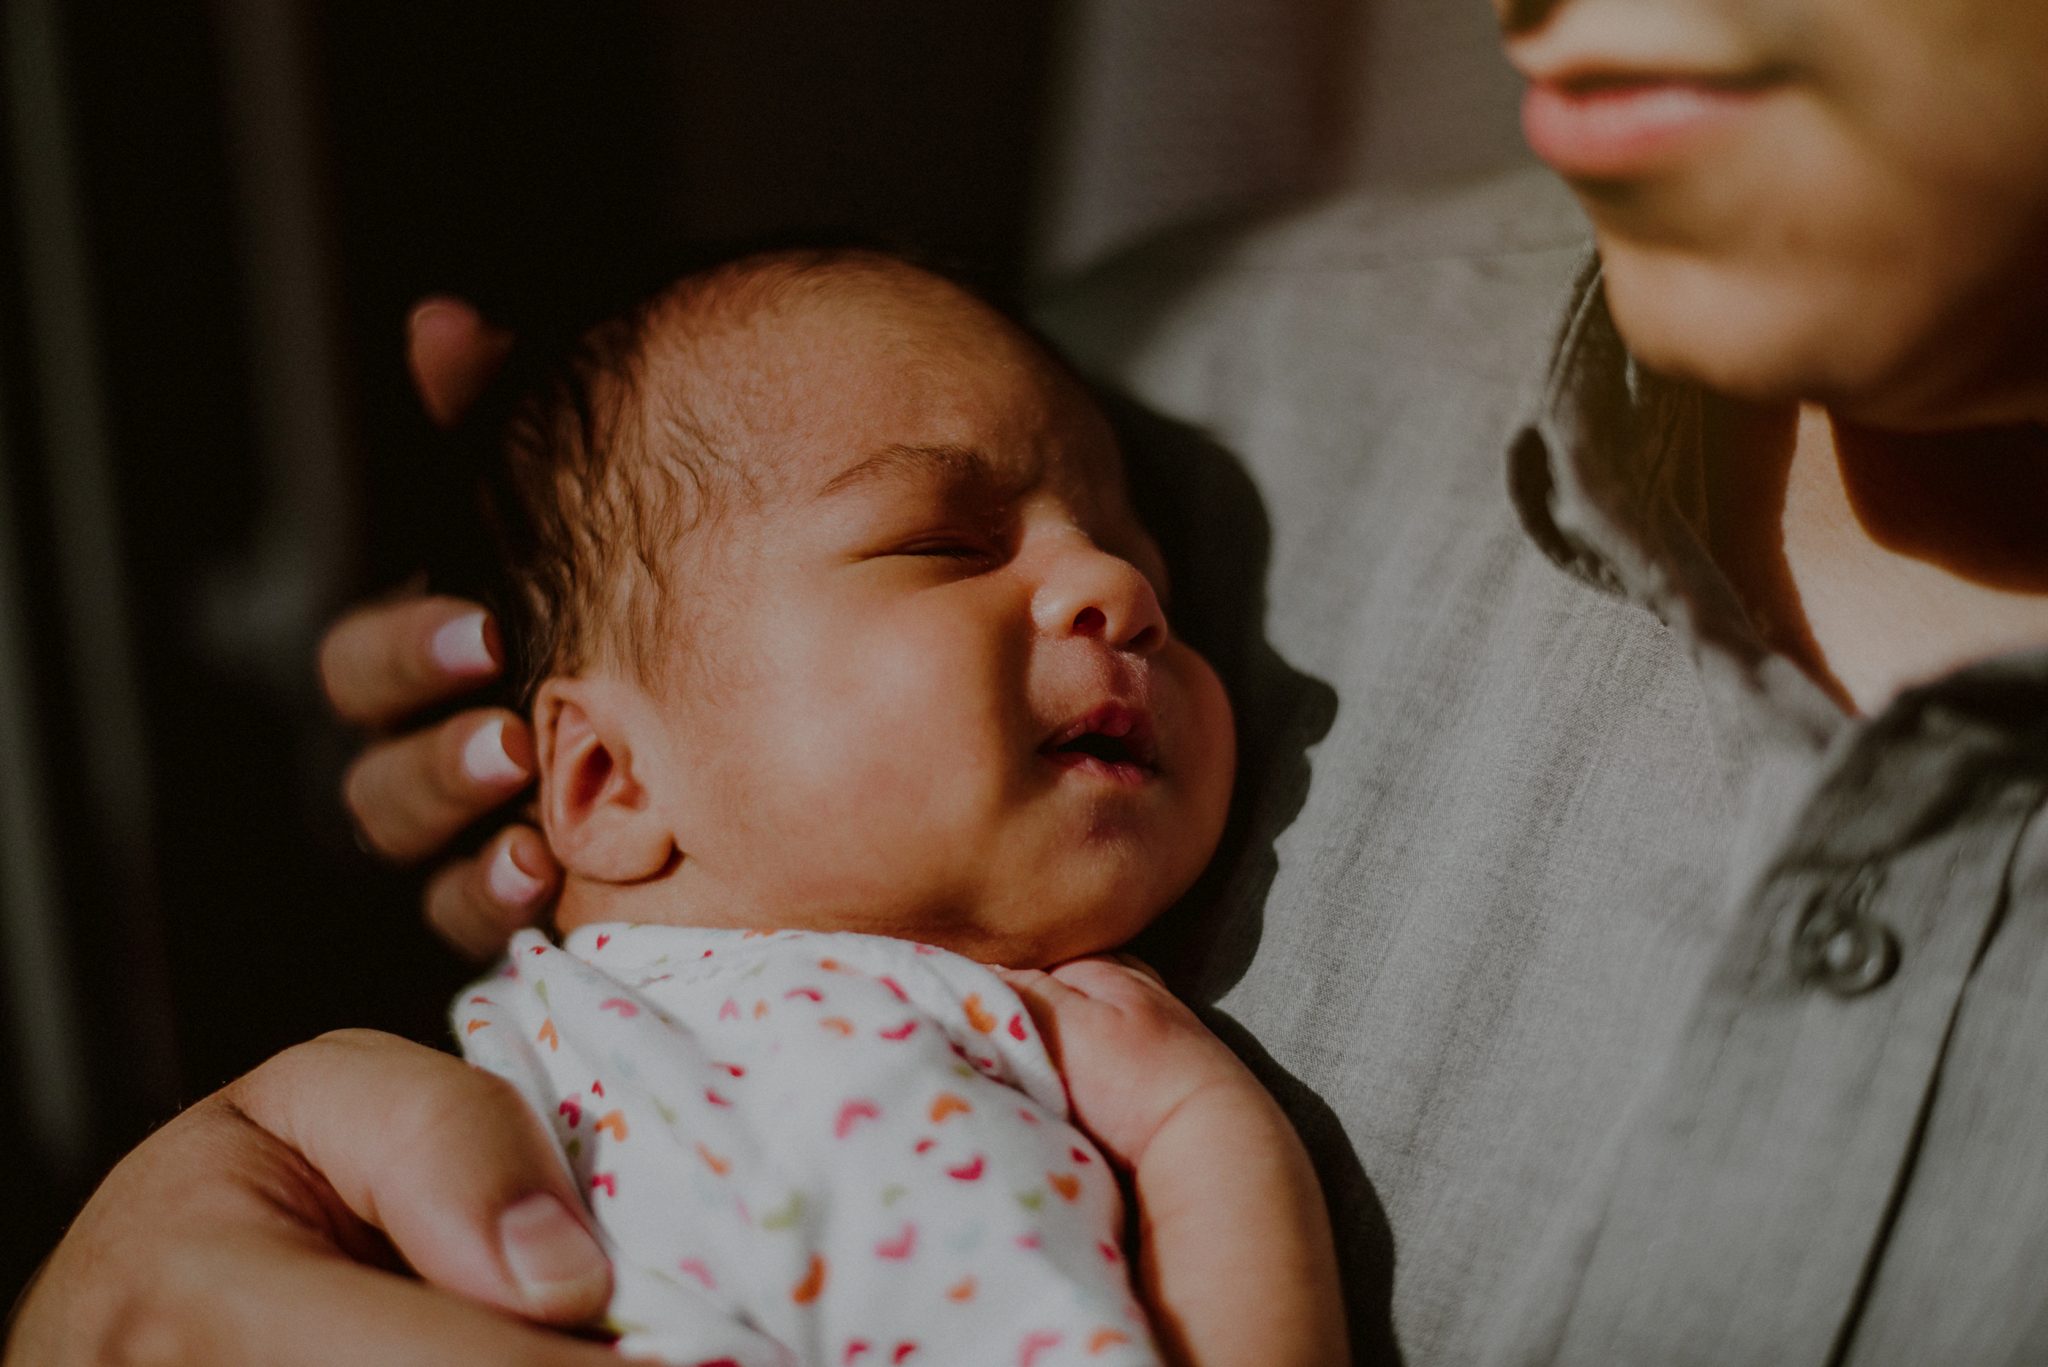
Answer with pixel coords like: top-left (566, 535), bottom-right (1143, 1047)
top-left (554, 874), bottom-right (765, 939)
top-left (552, 870), bottom-right (1122, 970)
top-left (551, 874), bottom-right (1064, 967)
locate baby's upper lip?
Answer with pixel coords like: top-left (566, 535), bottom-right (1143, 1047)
top-left (1040, 701), bottom-right (1160, 770)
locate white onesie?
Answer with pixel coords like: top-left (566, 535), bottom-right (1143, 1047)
top-left (456, 925), bottom-right (1161, 1367)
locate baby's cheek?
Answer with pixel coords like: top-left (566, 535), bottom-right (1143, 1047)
top-left (1174, 650), bottom-right (1236, 809)
top-left (775, 662), bottom-right (1005, 837)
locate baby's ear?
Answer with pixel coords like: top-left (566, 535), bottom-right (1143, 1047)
top-left (532, 676), bottom-right (675, 884)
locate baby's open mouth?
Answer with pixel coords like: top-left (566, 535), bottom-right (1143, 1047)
top-left (1041, 704), bottom-right (1159, 782)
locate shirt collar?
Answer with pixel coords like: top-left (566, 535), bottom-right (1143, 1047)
top-left (1507, 254), bottom-right (1846, 749)
top-left (1507, 254), bottom-right (2048, 833)
top-left (1509, 255), bottom-right (1702, 610)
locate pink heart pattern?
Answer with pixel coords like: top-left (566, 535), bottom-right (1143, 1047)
top-left (456, 927), bottom-right (1151, 1365)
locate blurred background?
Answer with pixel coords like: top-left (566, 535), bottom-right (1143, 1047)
top-left (0, 0), bottom-right (1525, 1300)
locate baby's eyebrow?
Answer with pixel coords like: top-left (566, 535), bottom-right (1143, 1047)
top-left (813, 442), bottom-right (1016, 501)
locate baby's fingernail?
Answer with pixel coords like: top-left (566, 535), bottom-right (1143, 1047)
top-left (499, 1193), bottom-right (609, 1316)
top-left (488, 839), bottom-right (547, 907)
top-left (431, 611), bottom-right (498, 677)
top-left (463, 716), bottom-right (528, 787)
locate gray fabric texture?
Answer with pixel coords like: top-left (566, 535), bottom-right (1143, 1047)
top-left (1034, 166), bottom-right (2048, 1367)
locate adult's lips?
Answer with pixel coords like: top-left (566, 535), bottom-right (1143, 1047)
top-left (1040, 702), bottom-right (1160, 783)
top-left (1518, 68), bottom-right (1785, 180)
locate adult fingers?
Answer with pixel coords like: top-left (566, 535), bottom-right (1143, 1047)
top-left (3, 1036), bottom-right (618, 1367)
top-left (228, 1030), bottom-right (610, 1326)
top-left (153, 1245), bottom-right (630, 1367)
top-left (343, 709), bottom-right (533, 864)
top-left (8, 1196), bottom-right (629, 1367)
top-left (408, 296), bottom-right (515, 430)
top-left (425, 825), bottom-right (562, 960)
top-left (319, 596), bottom-right (503, 730)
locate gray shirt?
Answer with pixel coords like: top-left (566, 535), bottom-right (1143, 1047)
top-left (1038, 167), bottom-right (2048, 1367)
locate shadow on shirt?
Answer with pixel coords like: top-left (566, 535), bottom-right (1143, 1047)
top-left (1107, 395), bottom-right (1402, 1367)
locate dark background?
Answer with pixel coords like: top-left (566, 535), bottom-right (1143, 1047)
top-left (0, 0), bottom-right (1524, 1306)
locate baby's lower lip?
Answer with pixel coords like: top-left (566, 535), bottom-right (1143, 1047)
top-left (1043, 751), bottom-right (1156, 787)
top-left (1520, 76), bottom-right (1770, 180)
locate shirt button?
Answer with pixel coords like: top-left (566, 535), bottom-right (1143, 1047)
top-left (1791, 868), bottom-right (1901, 998)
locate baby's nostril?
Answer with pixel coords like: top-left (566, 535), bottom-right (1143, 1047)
top-left (1126, 624), bottom-right (1161, 653)
top-left (1071, 606), bottom-right (1107, 636)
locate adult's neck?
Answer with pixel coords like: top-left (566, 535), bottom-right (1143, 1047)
top-left (1703, 402), bottom-right (2048, 716)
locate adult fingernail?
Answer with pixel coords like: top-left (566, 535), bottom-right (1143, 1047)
top-left (499, 1193), bottom-right (609, 1315)
top-left (431, 611), bottom-right (498, 677)
top-left (462, 716), bottom-right (528, 787)
top-left (487, 839), bottom-right (546, 907)
top-left (408, 297), bottom-right (464, 340)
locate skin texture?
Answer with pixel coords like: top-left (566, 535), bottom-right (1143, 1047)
top-left (539, 262), bottom-right (1236, 969)
top-left (1501, 0), bottom-right (2048, 428)
top-left (523, 263), bottom-right (1342, 1358)
top-left (4, 1032), bottom-right (622, 1367)
top-left (322, 304), bottom-right (560, 954)
top-left (26, 2), bottom-right (2048, 1359)
top-left (1000, 958), bottom-right (1348, 1367)
top-left (1502, 0), bottom-right (2048, 715)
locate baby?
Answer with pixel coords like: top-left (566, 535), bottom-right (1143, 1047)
top-left (452, 249), bottom-right (1343, 1366)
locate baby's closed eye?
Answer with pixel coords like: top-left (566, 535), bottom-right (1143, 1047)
top-left (890, 536), bottom-right (1002, 560)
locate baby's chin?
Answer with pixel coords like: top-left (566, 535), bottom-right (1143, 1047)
top-left (872, 893), bottom-right (1164, 970)
top-left (557, 866), bottom-right (1174, 969)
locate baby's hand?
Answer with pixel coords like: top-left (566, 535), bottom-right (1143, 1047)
top-left (1005, 959), bottom-right (1348, 1365)
top-left (998, 956), bottom-right (1261, 1170)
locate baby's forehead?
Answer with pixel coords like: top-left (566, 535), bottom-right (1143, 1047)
top-left (637, 256), bottom-right (1015, 380)
top-left (626, 256), bottom-right (1119, 503)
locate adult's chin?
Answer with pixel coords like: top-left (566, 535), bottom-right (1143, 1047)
top-left (1592, 251), bottom-right (1864, 419)
top-left (1593, 227), bottom-right (2048, 431)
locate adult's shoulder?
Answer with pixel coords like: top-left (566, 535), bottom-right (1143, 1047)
top-left (1034, 165), bottom-right (1591, 427)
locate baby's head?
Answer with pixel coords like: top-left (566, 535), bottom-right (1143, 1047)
top-left (485, 250), bottom-right (1233, 968)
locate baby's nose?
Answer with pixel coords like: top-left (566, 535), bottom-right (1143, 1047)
top-left (1032, 543), bottom-right (1167, 654)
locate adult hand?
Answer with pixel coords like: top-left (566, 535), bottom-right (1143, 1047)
top-left (322, 591), bottom-right (558, 957)
top-left (319, 299), bottom-right (557, 958)
top-left (4, 1031), bottom-right (617, 1366)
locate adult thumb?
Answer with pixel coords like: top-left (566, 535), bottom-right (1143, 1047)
top-left (229, 1028), bottom-right (611, 1324)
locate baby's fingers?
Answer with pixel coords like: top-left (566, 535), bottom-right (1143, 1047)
top-left (344, 709), bottom-right (534, 864)
top-left (1112, 952), bottom-right (1168, 985)
top-left (995, 967), bottom-right (1094, 1070)
top-left (994, 964), bottom-right (1080, 1005)
top-left (1047, 953), bottom-right (1174, 1006)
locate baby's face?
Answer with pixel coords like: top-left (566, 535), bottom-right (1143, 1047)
top-left (619, 268), bottom-right (1234, 967)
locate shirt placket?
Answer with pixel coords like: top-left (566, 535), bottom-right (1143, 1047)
top-left (1530, 690), bottom-right (2044, 1366)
